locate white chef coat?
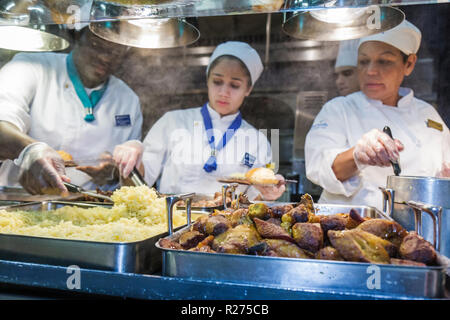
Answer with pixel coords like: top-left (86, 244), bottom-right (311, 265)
top-left (0, 52), bottom-right (143, 190)
top-left (305, 88), bottom-right (450, 211)
top-left (142, 104), bottom-right (272, 198)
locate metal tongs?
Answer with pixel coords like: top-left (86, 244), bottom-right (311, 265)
top-left (63, 182), bottom-right (113, 203)
top-left (383, 126), bottom-right (401, 176)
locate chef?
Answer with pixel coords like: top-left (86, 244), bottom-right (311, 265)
top-left (334, 39), bottom-right (360, 96)
top-left (0, 27), bottom-right (143, 195)
top-left (113, 41), bottom-right (285, 200)
top-left (305, 20), bottom-right (450, 210)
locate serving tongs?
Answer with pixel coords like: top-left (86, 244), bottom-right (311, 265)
top-left (63, 182), bottom-right (113, 203)
top-left (383, 126), bottom-right (401, 176)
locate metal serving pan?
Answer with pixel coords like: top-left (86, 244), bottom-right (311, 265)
top-left (0, 200), bottom-right (190, 274)
top-left (157, 204), bottom-right (449, 298)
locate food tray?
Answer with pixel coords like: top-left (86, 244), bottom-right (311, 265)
top-left (0, 201), bottom-right (178, 273)
top-left (176, 193), bottom-right (225, 212)
top-left (157, 204), bottom-right (448, 298)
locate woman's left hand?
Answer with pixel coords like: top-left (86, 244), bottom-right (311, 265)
top-left (254, 174), bottom-right (286, 201)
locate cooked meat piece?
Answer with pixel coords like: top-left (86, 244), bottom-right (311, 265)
top-left (212, 224), bottom-right (261, 254)
top-left (248, 203), bottom-right (270, 220)
top-left (264, 239), bottom-right (311, 259)
top-left (228, 208), bottom-right (253, 227)
top-left (346, 209), bottom-right (367, 229)
top-left (316, 246), bottom-right (344, 261)
top-left (192, 214), bottom-right (231, 236)
top-left (248, 242), bottom-right (268, 255)
top-left (196, 235), bottom-right (215, 248)
top-left (299, 193), bottom-right (315, 216)
top-left (288, 205), bottom-right (310, 223)
top-left (390, 258), bottom-right (426, 267)
top-left (399, 232), bottom-right (437, 265)
top-left (357, 219), bottom-right (408, 247)
top-left (179, 230), bottom-right (206, 249)
top-left (270, 204), bottom-right (294, 219)
top-left (292, 223), bottom-right (323, 253)
top-left (328, 229), bottom-right (393, 264)
top-left (158, 238), bottom-right (183, 250)
top-left (188, 245), bottom-right (216, 253)
top-left (320, 214), bottom-right (348, 235)
top-left (266, 218), bottom-right (281, 226)
top-left (253, 218), bottom-right (295, 243)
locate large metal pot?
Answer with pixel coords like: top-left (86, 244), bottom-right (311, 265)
top-left (380, 175), bottom-right (450, 257)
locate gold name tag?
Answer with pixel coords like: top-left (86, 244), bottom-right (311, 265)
top-left (427, 119), bottom-right (443, 132)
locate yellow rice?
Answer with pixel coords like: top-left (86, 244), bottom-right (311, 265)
top-left (0, 186), bottom-right (191, 243)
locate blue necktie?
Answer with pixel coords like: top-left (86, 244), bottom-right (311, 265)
top-left (66, 52), bottom-right (109, 122)
top-left (200, 103), bottom-right (242, 173)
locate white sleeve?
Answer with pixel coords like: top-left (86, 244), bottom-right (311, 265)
top-left (0, 53), bottom-right (41, 133)
top-left (128, 95), bottom-right (143, 141)
top-left (305, 100), bottom-right (362, 197)
top-left (141, 113), bottom-right (171, 186)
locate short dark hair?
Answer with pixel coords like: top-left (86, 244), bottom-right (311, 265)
top-left (207, 55), bottom-right (252, 88)
top-left (400, 52), bottom-right (409, 63)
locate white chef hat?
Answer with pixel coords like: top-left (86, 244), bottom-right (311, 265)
top-left (206, 41), bottom-right (264, 86)
top-left (334, 39), bottom-right (359, 69)
top-left (358, 20), bottom-right (422, 55)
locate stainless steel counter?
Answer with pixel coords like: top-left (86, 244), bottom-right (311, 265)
top-left (0, 259), bottom-right (448, 300)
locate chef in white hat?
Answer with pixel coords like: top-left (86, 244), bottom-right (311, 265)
top-left (334, 39), bottom-right (360, 96)
top-left (305, 20), bottom-right (450, 210)
top-left (114, 41), bottom-right (286, 200)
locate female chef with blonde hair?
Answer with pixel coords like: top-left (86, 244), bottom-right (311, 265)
top-left (305, 20), bottom-right (450, 210)
top-left (113, 41), bottom-right (286, 200)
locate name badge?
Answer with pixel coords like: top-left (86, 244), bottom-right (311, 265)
top-left (427, 119), bottom-right (443, 132)
top-left (115, 115), bottom-right (131, 127)
top-left (241, 152), bottom-right (256, 168)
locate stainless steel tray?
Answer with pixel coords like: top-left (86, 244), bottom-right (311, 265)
top-left (157, 204), bottom-right (449, 298)
top-left (0, 201), bottom-right (175, 273)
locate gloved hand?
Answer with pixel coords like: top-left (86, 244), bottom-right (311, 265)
top-left (254, 174), bottom-right (286, 201)
top-left (112, 140), bottom-right (144, 178)
top-left (76, 152), bottom-right (118, 186)
top-left (14, 142), bottom-right (70, 195)
top-left (437, 162), bottom-right (450, 178)
top-left (353, 129), bottom-right (404, 171)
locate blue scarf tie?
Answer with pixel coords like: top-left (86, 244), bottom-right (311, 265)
top-left (66, 52), bottom-right (109, 122)
top-left (201, 103), bottom-right (242, 173)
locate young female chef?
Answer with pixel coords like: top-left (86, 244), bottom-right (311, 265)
top-left (0, 28), bottom-right (142, 195)
top-left (305, 20), bottom-right (450, 210)
top-left (113, 41), bottom-right (286, 200)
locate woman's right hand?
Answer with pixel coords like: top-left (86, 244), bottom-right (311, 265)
top-left (112, 140), bottom-right (144, 178)
top-left (353, 129), bottom-right (404, 170)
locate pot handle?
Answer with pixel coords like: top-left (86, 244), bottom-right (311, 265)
top-left (222, 183), bottom-right (238, 209)
top-left (165, 193), bottom-right (195, 236)
top-left (405, 200), bottom-right (443, 252)
top-left (379, 187), bottom-right (395, 217)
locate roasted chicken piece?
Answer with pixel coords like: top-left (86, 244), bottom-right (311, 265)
top-left (319, 214), bottom-right (348, 235)
top-left (399, 232), bottom-right (437, 265)
top-left (179, 230), bottom-right (206, 249)
top-left (248, 203), bottom-right (270, 220)
top-left (315, 246), bottom-right (344, 261)
top-left (357, 219), bottom-right (408, 247)
top-left (264, 239), bottom-right (311, 259)
top-left (188, 246), bottom-right (216, 253)
top-left (270, 204), bottom-right (294, 219)
top-left (328, 229), bottom-right (395, 264)
top-left (346, 209), bottom-right (368, 229)
top-left (299, 193), bottom-right (315, 216)
top-left (280, 204), bottom-right (311, 235)
top-left (292, 222), bottom-right (323, 253)
top-left (253, 218), bottom-right (295, 243)
top-left (192, 214), bottom-right (231, 236)
top-left (212, 224), bottom-right (262, 254)
top-left (158, 238), bottom-right (183, 250)
top-left (228, 208), bottom-right (253, 227)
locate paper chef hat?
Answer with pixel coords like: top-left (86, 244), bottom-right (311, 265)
top-left (334, 39), bottom-right (359, 69)
top-left (358, 20), bottom-right (422, 55)
top-left (206, 41), bottom-right (264, 86)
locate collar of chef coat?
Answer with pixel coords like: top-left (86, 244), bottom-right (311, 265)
top-left (363, 87), bottom-right (414, 109)
top-left (206, 103), bottom-right (241, 133)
